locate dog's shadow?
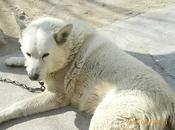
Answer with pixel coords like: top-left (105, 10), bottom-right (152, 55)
top-left (0, 34), bottom-right (20, 57)
top-left (0, 106), bottom-right (91, 130)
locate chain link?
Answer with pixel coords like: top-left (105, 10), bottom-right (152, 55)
top-left (0, 77), bottom-right (45, 93)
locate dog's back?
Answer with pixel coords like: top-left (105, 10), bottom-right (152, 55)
top-left (66, 28), bottom-right (175, 129)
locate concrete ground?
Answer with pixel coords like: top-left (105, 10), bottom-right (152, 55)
top-left (102, 6), bottom-right (175, 91)
top-left (0, 1), bottom-right (175, 130)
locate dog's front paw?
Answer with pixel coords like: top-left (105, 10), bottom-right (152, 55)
top-left (0, 110), bottom-right (8, 124)
top-left (0, 29), bottom-right (7, 45)
top-left (0, 105), bottom-right (18, 124)
top-left (5, 57), bottom-right (17, 67)
top-left (5, 57), bottom-right (25, 67)
top-left (0, 117), bottom-right (5, 124)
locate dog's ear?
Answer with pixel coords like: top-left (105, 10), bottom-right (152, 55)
top-left (14, 15), bottom-right (26, 36)
top-left (54, 24), bottom-right (73, 44)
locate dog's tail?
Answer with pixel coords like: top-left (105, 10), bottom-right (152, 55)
top-left (5, 57), bottom-right (25, 67)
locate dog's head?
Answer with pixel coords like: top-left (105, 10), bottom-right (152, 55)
top-left (15, 17), bottom-right (73, 81)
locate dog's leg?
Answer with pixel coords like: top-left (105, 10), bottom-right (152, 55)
top-left (0, 91), bottom-right (68, 124)
top-left (5, 57), bottom-right (25, 67)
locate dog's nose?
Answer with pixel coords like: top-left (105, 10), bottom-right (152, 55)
top-left (29, 73), bottom-right (39, 81)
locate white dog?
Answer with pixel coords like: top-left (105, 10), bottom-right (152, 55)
top-left (3, 16), bottom-right (175, 130)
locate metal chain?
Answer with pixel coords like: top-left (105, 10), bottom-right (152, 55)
top-left (0, 77), bottom-right (45, 93)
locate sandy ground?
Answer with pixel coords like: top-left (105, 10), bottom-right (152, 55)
top-left (0, 0), bottom-right (175, 37)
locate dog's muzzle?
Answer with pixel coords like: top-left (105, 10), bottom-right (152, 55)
top-left (29, 73), bottom-right (39, 81)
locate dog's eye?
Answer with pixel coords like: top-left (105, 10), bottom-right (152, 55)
top-left (26, 53), bottom-right (31, 57)
top-left (42, 53), bottom-right (49, 59)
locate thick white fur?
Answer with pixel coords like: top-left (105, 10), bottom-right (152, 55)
top-left (3, 17), bottom-right (175, 130)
